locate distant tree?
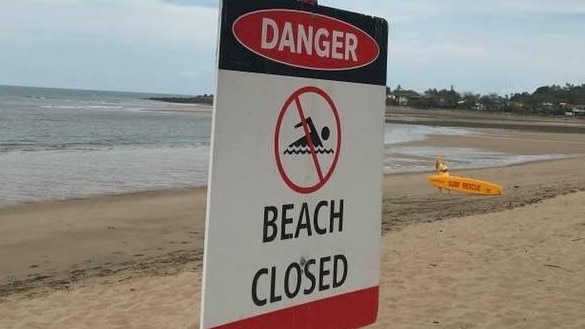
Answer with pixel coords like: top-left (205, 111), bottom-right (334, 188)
top-left (148, 94), bottom-right (214, 105)
top-left (389, 82), bottom-right (585, 115)
top-left (438, 86), bottom-right (461, 108)
top-left (459, 92), bottom-right (479, 110)
top-left (477, 93), bottom-right (503, 111)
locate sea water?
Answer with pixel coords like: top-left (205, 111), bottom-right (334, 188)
top-left (382, 125), bottom-right (564, 173)
top-left (0, 85), bottom-right (562, 207)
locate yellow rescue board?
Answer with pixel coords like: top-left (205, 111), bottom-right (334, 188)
top-left (428, 174), bottom-right (503, 195)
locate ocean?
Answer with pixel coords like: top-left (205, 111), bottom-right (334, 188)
top-left (0, 85), bottom-right (559, 207)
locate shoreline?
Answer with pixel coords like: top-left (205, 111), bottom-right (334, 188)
top-left (2, 110), bottom-right (584, 298)
top-left (1, 155), bottom-right (584, 299)
top-left (1, 124), bottom-right (583, 211)
top-left (0, 153), bottom-right (580, 211)
top-left (1, 109), bottom-right (585, 327)
top-left (2, 110), bottom-right (581, 209)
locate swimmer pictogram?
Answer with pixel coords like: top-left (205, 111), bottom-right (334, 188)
top-left (284, 117), bottom-right (334, 155)
top-left (274, 86), bottom-right (341, 194)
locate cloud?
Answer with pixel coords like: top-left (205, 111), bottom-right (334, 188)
top-left (0, 0), bottom-right (219, 93)
top-left (162, 0), bottom-right (218, 7)
top-left (496, 0), bottom-right (585, 16)
top-left (326, 0), bottom-right (585, 23)
top-left (1, 0), bottom-right (583, 95)
top-left (3, 0), bottom-right (217, 45)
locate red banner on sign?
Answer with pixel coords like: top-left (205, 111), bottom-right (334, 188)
top-left (210, 286), bottom-right (379, 329)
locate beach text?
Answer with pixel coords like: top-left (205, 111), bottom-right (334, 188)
top-left (262, 199), bottom-right (344, 242)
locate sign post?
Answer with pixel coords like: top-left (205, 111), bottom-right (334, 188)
top-left (201, 0), bottom-right (388, 328)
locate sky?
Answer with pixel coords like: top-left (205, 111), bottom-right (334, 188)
top-left (1, 0), bottom-right (584, 96)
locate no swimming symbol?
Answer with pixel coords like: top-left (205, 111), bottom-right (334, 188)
top-left (274, 86), bottom-right (341, 194)
top-left (283, 117), bottom-right (333, 155)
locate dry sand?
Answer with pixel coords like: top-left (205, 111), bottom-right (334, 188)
top-left (2, 191), bottom-right (583, 329)
top-left (1, 110), bottom-right (584, 328)
top-left (375, 190), bottom-right (585, 329)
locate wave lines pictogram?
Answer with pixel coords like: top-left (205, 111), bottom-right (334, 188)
top-left (284, 147), bottom-right (334, 155)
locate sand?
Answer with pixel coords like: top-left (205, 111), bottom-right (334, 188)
top-left (1, 109), bottom-right (584, 328)
top-left (375, 190), bottom-right (585, 329)
top-left (0, 189), bottom-right (207, 296)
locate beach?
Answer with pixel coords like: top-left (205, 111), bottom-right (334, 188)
top-left (1, 109), bottom-right (585, 328)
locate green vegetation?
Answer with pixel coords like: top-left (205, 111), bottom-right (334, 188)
top-left (150, 83), bottom-right (585, 117)
top-left (387, 83), bottom-right (585, 116)
top-left (148, 94), bottom-right (213, 105)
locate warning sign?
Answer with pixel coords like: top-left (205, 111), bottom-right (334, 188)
top-left (201, 0), bottom-right (388, 328)
top-left (274, 86), bottom-right (341, 194)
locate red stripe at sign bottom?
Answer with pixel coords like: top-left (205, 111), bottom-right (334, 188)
top-left (210, 286), bottom-right (379, 329)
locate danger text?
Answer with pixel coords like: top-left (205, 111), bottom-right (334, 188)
top-left (261, 18), bottom-right (358, 61)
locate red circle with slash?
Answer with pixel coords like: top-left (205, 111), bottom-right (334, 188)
top-left (274, 86), bottom-right (341, 194)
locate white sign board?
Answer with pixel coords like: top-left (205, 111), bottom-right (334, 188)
top-left (201, 1), bottom-right (388, 328)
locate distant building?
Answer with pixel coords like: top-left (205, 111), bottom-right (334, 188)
top-left (388, 90), bottom-right (421, 106)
